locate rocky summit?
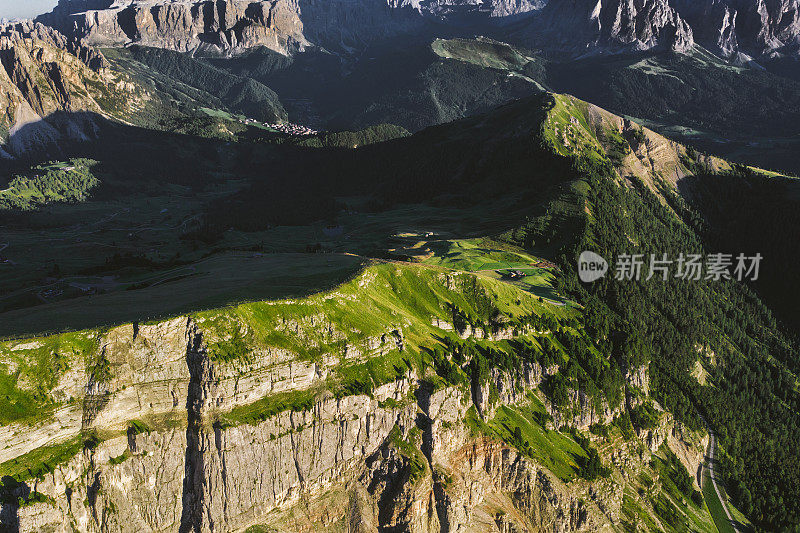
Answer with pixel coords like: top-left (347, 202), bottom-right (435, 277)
top-left (37, 0), bottom-right (431, 56)
top-left (35, 0), bottom-right (800, 58)
top-left (0, 22), bottom-right (106, 158)
top-left (514, 0), bottom-right (695, 55)
top-left (676, 0), bottom-right (800, 58)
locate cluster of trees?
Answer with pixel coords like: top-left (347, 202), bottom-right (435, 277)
top-left (569, 429), bottom-right (611, 480)
top-left (433, 310), bottom-right (624, 420)
top-left (0, 160), bottom-right (98, 210)
top-left (552, 326), bottom-right (625, 409)
top-left (629, 401), bottom-right (661, 430)
top-left (430, 344), bottom-right (466, 386)
top-left (127, 46), bottom-right (287, 124)
top-left (521, 151), bottom-right (800, 530)
top-left (681, 165), bottom-right (800, 335)
top-left (294, 124), bottom-right (409, 148)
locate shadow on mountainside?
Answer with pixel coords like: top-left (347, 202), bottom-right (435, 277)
top-left (0, 95), bottom-right (570, 338)
top-left (0, 476), bottom-right (31, 533)
top-left (0, 109), bottom-right (374, 337)
top-left (1, 110), bottom-right (104, 162)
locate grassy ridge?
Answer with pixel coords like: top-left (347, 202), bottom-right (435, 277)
top-left (195, 261), bottom-right (568, 363)
top-left (0, 259), bottom-right (568, 431)
top-left (0, 253), bottom-right (364, 340)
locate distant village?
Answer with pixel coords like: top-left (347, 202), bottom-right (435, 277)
top-left (268, 122), bottom-right (319, 136)
top-left (242, 118), bottom-right (318, 136)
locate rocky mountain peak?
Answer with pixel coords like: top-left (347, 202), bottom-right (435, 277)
top-left (0, 21), bottom-right (114, 158)
top-left (29, 0), bottom-right (800, 60)
top-left (35, 0), bottom-right (698, 57)
top-left (516, 0), bottom-right (694, 56)
top-left (0, 20), bottom-right (107, 71)
top-left (676, 0), bottom-right (800, 58)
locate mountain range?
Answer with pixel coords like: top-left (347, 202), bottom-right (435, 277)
top-left (32, 0), bottom-right (800, 59)
top-left (0, 1), bottom-right (799, 533)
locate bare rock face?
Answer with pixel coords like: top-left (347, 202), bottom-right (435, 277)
top-left (42, 0), bottom-right (686, 58)
top-left (405, 0), bottom-right (549, 17)
top-left (676, 0), bottom-right (800, 58)
top-left (38, 0), bottom-right (439, 56)
top-left (0, 20), bottom-right (107, 71)
top-left (516, 0), bottom-right (694, 56)
top-left (0, 301), bottom-right (714, 533)
top-left (31, 0), bottom-right (800, 58)
top-left (0, 312), bottom-right (617, 533)
top-left (40, 0), bottom-right (307, 55)
top-left (624, 363), bottom-right (649, 409)
top-left (674, 0), bottom-right (740, 57)
top-left (0, 22), bottom-right (109, 157)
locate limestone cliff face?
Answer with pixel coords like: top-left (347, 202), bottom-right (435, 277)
top-left (674, 0), bottom-right (740, 57)
top-left (0, 316), bottom-right (420, 532)
top-left (38, 0), bottom-right (546, 56)
top-left (38, 0), bottom-right (453, 56)
top-left (0, 22), bottom-right (108, 158)
top-left (40, 0), bottom-right (309, 55)
top-left (34, 0), bottom-right (800, 58)
top-left (39, 0), bottom-right (693, 57)
top-left (516, 0), bottom-right (695, 56)
top-left (0, 307), bottom-right (705, 532)
top-left (676, 0), bottom-right (800, 58)
top-left (0, 20), bottom-right (107, 71)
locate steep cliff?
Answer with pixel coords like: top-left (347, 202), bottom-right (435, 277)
top-left (36, 0), bottom-right (694, 57)
top-left (0, 261), bottom-right (713, 532)
top-left (676, 0), bottom-right (800, 58)
top-left (514, 0), bottom-right (694, 56)
top-left (0, 20), bottom-right (107, 71)
top-left (37, 0), bottom-right (429, 56)
top-left (0, 22), bottom-right (108, 158)
top-left (36, 0), bottom-right (800, 59)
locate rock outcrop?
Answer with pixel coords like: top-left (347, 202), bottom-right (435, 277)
top-left (674, 0), bottom-right (741, 57)
top-left (676, 0), bottom-right (800, 58)
top-left (40, 0), bottom-right (306, 55)
top-left (1, 20), bottom-right (107, 71)
top-left (35, 0), bottom-right (693, 57)
top-left (0, 22), bottom-right (108, 157)
top-left (38, 0), bottom-right (435, 56)
top-left (0, 313), bottom-right (594, 532)
top-left (516, 0), bottom-right (694, 56)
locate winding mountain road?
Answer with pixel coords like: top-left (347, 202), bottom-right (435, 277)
top-left (702, 418), bottom-right (744, 533)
